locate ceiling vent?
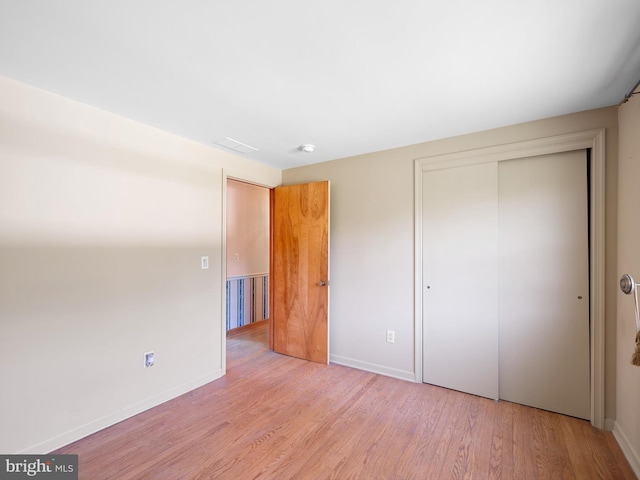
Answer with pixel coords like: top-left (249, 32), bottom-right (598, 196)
top-left (213, 137), bottom-right (258, 154)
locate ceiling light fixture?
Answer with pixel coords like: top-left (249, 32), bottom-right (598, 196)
top-left (299, 144), bottom-right (315, 153)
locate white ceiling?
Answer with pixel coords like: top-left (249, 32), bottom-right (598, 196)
top-left (1, 1), bottom-right (639, 169)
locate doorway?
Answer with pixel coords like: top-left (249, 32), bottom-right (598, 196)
top-left (223, 177), bottom-right (331, 367)
top-left (225, 179), bottom-right (271, 338)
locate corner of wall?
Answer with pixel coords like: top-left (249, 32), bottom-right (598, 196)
top-left (613, 422), bottom-right (640, 478)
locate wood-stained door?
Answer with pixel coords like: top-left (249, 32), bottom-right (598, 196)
top-left (272, 181), bottom-right (329, 364)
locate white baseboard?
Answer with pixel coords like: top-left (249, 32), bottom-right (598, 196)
top-left (330, 354), bottom-right (415, 382)
top-left (613, 421), bottom-right (640, 479)
top-left (21, 369), bottom-right (224, 454)
top-left (604, 418), bottom-right (615, 431)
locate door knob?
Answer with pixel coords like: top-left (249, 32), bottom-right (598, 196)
top-left (318, 280), bottom-right (328, 287)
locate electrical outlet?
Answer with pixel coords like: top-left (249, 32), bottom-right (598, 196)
top-left (144, 351), bottom-right (155, 368)
top-left (386, 330), bottom-right (395, 344)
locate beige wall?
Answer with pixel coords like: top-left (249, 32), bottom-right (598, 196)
top-left (0, 72), bottom-right (629, 461)
top-left (0, 76), bottom-right (280, 453)
top-left (614, 91), bottom-right (640, 475)
top-left (283, 107), bottom-right (620, 419)
top-left (226, 180), bottom-right (270, 278)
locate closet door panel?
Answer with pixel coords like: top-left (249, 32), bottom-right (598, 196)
top-left (422, 163), bottom-right (499, 399)
top-left (498, 151), bottom-right (590, 419)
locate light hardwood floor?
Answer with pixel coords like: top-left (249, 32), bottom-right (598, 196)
top-left (55, 323), bottom-right (636, 479)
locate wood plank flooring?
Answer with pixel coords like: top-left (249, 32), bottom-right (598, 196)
top-left (55, 323), bottom-right (636, 479)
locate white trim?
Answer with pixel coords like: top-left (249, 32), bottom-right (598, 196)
top-left (613, 422), bottom-right (640, 478)
top-left (330, 354), bottom-right (415, 382)
top-left (227, 273), bottom-right (270, 281)
top-left (221, 172), bottom-right (228, 375)
top-left (31, 371), bottom-right (223, 454)
top-left (414, 129), bottom-right (606, 429)
top-left (605, 418), bottom-right (616, 432)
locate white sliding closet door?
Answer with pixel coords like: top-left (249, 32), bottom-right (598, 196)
top-left (422, 162), bottom-right (499, 399)
top-left (498, 151), bottom-right (590, 420)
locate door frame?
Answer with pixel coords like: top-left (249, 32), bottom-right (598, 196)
top-left (413, 129), bottom-right (606, 429)
top-left (221, 170), bottom-right (279, 374)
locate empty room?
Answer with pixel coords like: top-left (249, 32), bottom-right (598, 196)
top-left (2, 1), bottom-right (640, 479)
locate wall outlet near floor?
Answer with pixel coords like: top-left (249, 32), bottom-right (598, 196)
top-left (144, 351), bottom-right (155, 368)
top-left (386, 330), bottom-right (395, 344)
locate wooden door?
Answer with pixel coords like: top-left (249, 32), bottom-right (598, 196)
top-left (272, 181), bottom-right (329, 364)
top-left (498, 151), bottom-right (590, 419)
top-left (422, 163), bottom-right (500, 399)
